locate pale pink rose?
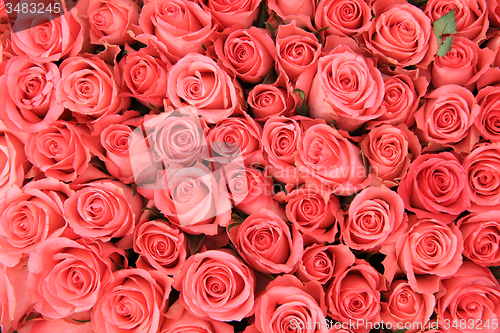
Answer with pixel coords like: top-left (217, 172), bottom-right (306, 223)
top-left (395, 215), bottom-right (464, 294)
top-left (425, 0), bottom-right (489, 43)
top-left (475, 85), bottom-right (500, 141)
top-left (166, 53), bottom-right (246, 124)
top-left (380, 280), bottom-right (435, 333)
top-left (133, 219), bottom-right (188, 276)
top-left (247, 83), bottom-right (296, 121)
top-left (25, 120), bottom-right (91, 182)
top-left (0, 56), bottom-right (64, 133)
top-left (172, 249), bottom-right (255, 322)
top-left (296, 124), bottom-right (371, 196)
top-left (267, 0), bottom-right (315, 28)
top-left (308, 45), bottom-right (385, 132)
top-left (139, 0), bottom-right (216, 62)
top-left (397, 152), bottom-right (470, 223)
top-left (92, 268), bottom-right (172, 333)
top-left (228, 208), bottom-right (303, 274)
top-left (437, 260), bottom-right (500, 333)
top-left (458, 211), bottom-right (500, 267)
top-left (212, 26), bottom-right (275, 84)
top-left (27, 237), bottom-right (123, 319)
top-left (0, 123), bottom-right (30, 199)
top-left (314, 0), bottom-right (372, 37)
top-left (199, 0), bottom-right (261, 29)
top-left (88, 0), bottom-right (140, 45)
top-left (0, 178), bottom-right (72, 267)
top-left (56, 55), bottom-right (130, 122)
top-left (296, 244), bottom-right (355, 285)
top-left (360, 124), bottom-right (421, 187)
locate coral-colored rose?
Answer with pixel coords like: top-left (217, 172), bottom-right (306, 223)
top-left (343, 186), bottom-right (407, 251)
top-left (56, 55), bottom-right (129, 122)
top-left (17, 317), bottom-right (93, 333)
top-left (267, 0), bottom-right (315, 28)
top-left (247, 83), bottom-right (295, 121)
top-left (92, 268), bottom-right (172, 333)
top-left (425, 0), bottom-right (489, 43)
top-left (308, 45), bottom-right (384, 132)
top-left (166, 53), bottom-right (246, 124)
top-left (133, 219), bottom-right (188, 276)
top-left (255, 275), bottom-right (327, 333)
top-left (475, 85), bottom-right (500, 141)
top-left (0, 123), bottom-right (30, 199)
top-left (462, 142), bottom-right (500, 211)
top-left (64, 179), bottom-right (143, 243)
top-left (0, 56), bottom-right (63, 133)
top-left (212, 27), bottom-right (275, 84)
top-left (314, 0), bottom-right (372, 37)
top-left (458, 211), bottom-right (500, 267)
top-left (154, 164), bottom-right (232, 235)
top-left (88, 0), bottom-right (140, 45)
top-left (395, 216), bottom-right (463, 294)
top-left (283, 187), bottom-right (343, 243)
top-left (361, 2), bottom-right (437, 68)
top-left (199, 0), bottom-right (261, 29)
top-left (0, 178), bottom-right (72, 267)
top-left (380, 280), bottom-right (435, 333)
top-left (361, 124), bottom-right (421, 187)
top-left (25, 120), bottom-right (91, 182)
top-left (296, 244), bottom-right (355, 285)
top-left (27, 237), bottom-right (123, 319)
top-left (397, 152), bottom-right (470, 223)
top-left (326, 261), bottom-right (384, 329)
top-left (228, 208), bottom-right (303, 274)
top-left (414, 84), bottom-right (480, 153)
top-left (432, 36), bottom-right (494, 90)
top-left (139, 0), bottom-right (216, 62)
top-left (437, 260), bottom-right (500, 333)
top-left (296, 124), bottom-right (371, 196)
top-left (172, 249), bottom-right (255, 321)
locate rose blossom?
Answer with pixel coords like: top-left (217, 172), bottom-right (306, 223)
top-left (16, 317), bottom-right (92, 333)
top-left (308, 45), bottom-right (384, 132)
top-left (267, 0), bottom-right (315, 28)
top-left (475, 85), bottom-right (500, 141)
top-left (172, 249), bottom-right (255, 322)
top-left (92, 268), bottom-right (172, 333)
top-left (296, 124), bottom-right (371, 196)
top-left (0, 56), bottom-right (64, 133)
top-left (0, 123), bottom-right (30, 198)
top-left (395, 215), bottom-right (463, 294)
top-left (314, 0), bottom-right (372, 37)
top-left (166, 53), bottom-right (246, 124)
top-left (199, 0), bottom-right (261, 29)
top-left (247, 83), bottom-right (295, 121)
top-left (397, 152), bottom-right (470, 223)
top-left (361, 124), bottom-right (421, 187)
top-left (228, 208), bottom-right (303, 274)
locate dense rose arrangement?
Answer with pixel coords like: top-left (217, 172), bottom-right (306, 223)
top-left (1, 0), bottom-right (500, 332)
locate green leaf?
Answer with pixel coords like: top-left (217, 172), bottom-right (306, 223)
top-left (148, 101), bottom-right (160, 112)
top-left (437, 35), bottom-right (454, 57)
top-left (25, 314), bottom-right (36, 322)
top-left (293, 89), bottom-right (306, 102)
top-left (131, 183), bottom-right (138, 197)
top-left (202, 43), bottom-right (207, 51)
top-left (73, 319), bottom-right (92, 323)
top-left (293, 89), bottom-right (310, 117)
top-left (265, 22), bottom-right (276, 40)
top-left (394, 329), bottom-right (409, 333)
top-left (227, 220), bottom-right (244, 233)
top-left (433, 9), bottom-right (457, 36)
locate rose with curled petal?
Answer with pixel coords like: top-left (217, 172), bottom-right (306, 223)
top-left (308, 45), bottom-right (384, 132)
top-left (133, 219), bottom-right (188, 276)
top-left (475, 85), bottom-right (500, 141)
top-left (92, 268), bottom-right (172, 333)
top-left (395, 215), bottom-right (463, 294)
top-left (172, 249), bottom-right (255, 322)
top-left (247, 84), bottom-right (295, 121)
top-left (397, 152), bottom-right (470, 223)
top-left (296, 244), bottom-right (355, 285)
top-left (199, 0), bottom-right (261, 30)
top-left (314, 0), bottom-right (372, 37)
top-left (228, 208), bottom-right (303, 274)
top-left (0, 178), bottom-right (72, 267)
top-left (15, 317), bottom-right (93, 333)
top-left (27, 237), bottom-right (124, 319)
top-left (166, 53), bottom-right (246, 124)
top-left (267, 0), bottom-right (315, 28)
top-left (0, 56), bottom-right (64, 133)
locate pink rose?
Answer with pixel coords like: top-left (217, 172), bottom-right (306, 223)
top-left (0, 123), bottom-right (30, 198)
top-left (172, 249), bottom-right (255, 321)
top-left (475, 85), bottom-right (500, 141)
top-left (16, 317), bottom-right (92, 333)
top-left (133, 219), bottom-right (188, 276)
top-left (267, 0), bottom-right (315, 28)
top-left (360, 124), bottom-right (421, 187)
top-left (0, 56), bottom-right (64, 133)
top-left (199, 0), bottom-right (261, 29)
top-left (314, 0), bottom-right (372, 37)
top-left (228, 208), bottom-right (303, 274)
top-left (308, 45), bottom-right (384, 132)
top-left (296, 124), bottom-right (371, 196)
top-left (166, 53), bottom-right (246, 124)
top-left (139, 0), bottom-right (216, 62)
top-left (247, 83), bottom-right (296, 121)
top-left (88, 0), bottom-right (140, 45)
top-left (27, 237), bottom-right (123, 319)
top-left (25, 120), bottom-right (91, 182)
top-left (398, 152), bottom-right (470, 223)
top-left (212, 27), bottom-right (275, 84)
top-left (395, 215), bottom-right (463, 294)
top-left (92, 268), bottom-right (172, 333)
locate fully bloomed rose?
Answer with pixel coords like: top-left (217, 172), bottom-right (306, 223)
top-left (314, 0), bottom-right (372, 37)
top-left (172, 249), bottom-right (255, 322)
top-left (0, 123), bottom-right (30, 198)
top-left (398, 152), bottom-right (470, 223)
top-left (0, 56), bottom-right (64, 133)
top-left (475, 85), bottom-right (500, 141)
top-left (199, 0), bottom-right (261, 29)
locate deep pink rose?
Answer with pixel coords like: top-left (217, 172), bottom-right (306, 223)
top-left (199, 0), bottom-right (261, 29)
top-left (314, 0), bottom-right (372, 37)
top-left (172, 249), bottom-right (255, 322)
top-left (0, 123), bottom-right (30, 198)
top-left (267, 0), bottom-right (315, 28)
top-left (475, 85), bottom-right (500, 141)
